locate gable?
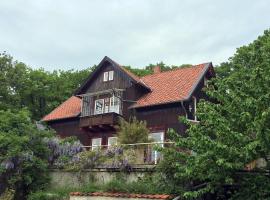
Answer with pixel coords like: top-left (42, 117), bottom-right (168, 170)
top-left (75, 56), bottom-right (150, 95)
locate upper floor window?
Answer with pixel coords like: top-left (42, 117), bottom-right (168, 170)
top-left (103, 71), bottom-right (114, 82)
top-left (94, 96), bottom-right (120, 115)
top-left (187, 96), bottom-right (197, 121)
top-left (94, 99), bottom-right (104, 115)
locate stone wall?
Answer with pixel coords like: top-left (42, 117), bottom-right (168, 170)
top-left (50, 167), bottom-right (155, 188)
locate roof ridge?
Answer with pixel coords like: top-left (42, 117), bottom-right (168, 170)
top-left (140, 62), bottom-right (210, 79)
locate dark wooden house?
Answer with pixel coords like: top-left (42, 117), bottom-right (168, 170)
top-left (42, 56), bottom-right (215, 149)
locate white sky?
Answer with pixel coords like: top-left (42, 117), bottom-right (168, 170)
top-left (0, 0), bottom-right (269, 70)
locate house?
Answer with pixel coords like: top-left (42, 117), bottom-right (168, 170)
top-left (42, 56), bottom-right (215, 149)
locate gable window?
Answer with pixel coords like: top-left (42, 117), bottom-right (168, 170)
top-left (92, 138), bottom-right (102, 150)
top-left (108, 137), bottom-right (118, 148)
top-left (103, 72), bottom-right (109, 82)
top-left (94, 99), bottom-right (104, 114)
top-left (103, 71), bottom-right (114, 82)
top-left (186, 96), bottom-right (197, 121)
top-left (109, 70), bottom-right (114, 81)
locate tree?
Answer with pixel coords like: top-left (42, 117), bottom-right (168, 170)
top-left (0, 52), bottom-right (91, 120)
top-left (0, 109), bottom-right (53, 200)
top-left (161, 29), bottom-right (270, 199)
top-left (117, 117), bottom-right (151, 144)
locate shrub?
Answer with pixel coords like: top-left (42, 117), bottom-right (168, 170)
top-left (117, 117), bottom-right (151, 144)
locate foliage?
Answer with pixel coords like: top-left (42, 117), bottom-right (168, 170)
top-left (117, 117), bottom-right (151, 144)
top-left (124, 62), bottom-right (192, 77)
top-left (29, 176), bottom-right (169, 200)
top-left (65, 146), bottom-right (134, 172)
top-left (45, 137), bottom-right (84, 168)
top-left (159, 29), bottom-right (270, 199)
top-left (0, 109), bottom-right (53, 200)
top-left (0, 52), bottom-right (91, 120)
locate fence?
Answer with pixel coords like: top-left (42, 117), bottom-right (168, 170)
top-left (82, 142), bottom-right (174, 165)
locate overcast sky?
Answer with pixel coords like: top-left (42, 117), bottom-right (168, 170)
top-left (0, 0), bottom-right (269, 70)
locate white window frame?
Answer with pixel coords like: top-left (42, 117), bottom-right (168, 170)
top-left (104, 97), bottom-right (110, 113)
top-left (94, 99), bottom-right (104, 115)
top-left (108, 70), bottom-right (114, 81)
top-left (108, 137), bottom-right (118, 147)
top-left (92, 138), bottom-right (102, 150)
top-left (103, 72), bottom-right (109, 82)
top-left (186, 96), bottom-right (198, 122)
top-left (109, 96), bottom-right (120, 114)
top-left (149, 132), bottom-right (164, 164)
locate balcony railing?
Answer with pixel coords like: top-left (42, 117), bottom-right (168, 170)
top-left (81, 142), bottom-right (174, 166)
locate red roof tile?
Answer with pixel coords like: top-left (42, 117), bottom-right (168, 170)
top-left (69, 192), bottom-right (173, 199)
top-left (42, 63), bottom-right (211, 121)
top-left (131, 63), bottom-right (209, 108)
top-left (42, 96), bottom-right (81, 121)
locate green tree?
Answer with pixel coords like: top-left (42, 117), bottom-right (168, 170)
top-left (117, 118), bottom-right (151, 144)
top-left (161, 29), bottom-right (270, 199)
top-left (0, 52), bottom-right (91, 120)
top-left (0, 109), bottom-right (53, 200)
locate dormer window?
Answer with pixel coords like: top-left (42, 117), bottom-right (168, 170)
top-left (103, 71), bottom-right (114, 82)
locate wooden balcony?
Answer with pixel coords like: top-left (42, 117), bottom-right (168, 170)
top-left (79, 112), bottom-right (121, 131)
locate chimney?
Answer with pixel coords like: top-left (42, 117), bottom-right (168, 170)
top-left (153, 66), bottom-right (161, 74)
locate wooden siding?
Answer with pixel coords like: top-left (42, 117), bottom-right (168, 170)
top-left (80, 113), bottom-right (120, 128)
top-left (134, 102), bottom-right (187, 135)
top-left (47, 118), bottom-right (91, 146)
top-left (85, 63), bottom-right (134, 93)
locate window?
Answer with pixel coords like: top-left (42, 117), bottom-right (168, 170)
top-left (94, 99), bottom-right (104, 114)
top-left (104, 98), bottom-right (110, 113)
top-left (93, 95), bottom-right (120, 115)
top-left (186, 96), bottom-right (197, 121)
top-left (204, 76), bottom-right (208, 87)
top-left (109, 71), bottom-right (114, 81)
top-left (149, 132), bottom-right (164, 164)
top-left (103, 72), bottom-right (109, 82)
top-left (108, 137), bottom-right (118, 147)
top-left (92, 138), bottom-right (102, 150)
top-left (103, 71), bottom-right (114, 82)
top-left (109, 96), bottom-right (120, 114)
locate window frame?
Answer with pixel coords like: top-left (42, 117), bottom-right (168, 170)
top-left (103, 71), bottom-right (109, 82)
top-left (186, 96), bottom-right (198, 122)
top-left (108, 70), bottom-right (114, 81)
top-left (108, 137), bottom-right (118, 147)
top-left (91, 138), bottom-right (102, 150)
top-left (94, 99), bottom-right (104, 115)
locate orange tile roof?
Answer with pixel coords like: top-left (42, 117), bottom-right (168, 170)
top-left (42, 96), bottom-right (81, 121)
top-left (131, 63), bottom-right (209, 108)
top-left (42, 63), bottom-right (211, 121)
top-left (70, 192), bottom-right (173, 199)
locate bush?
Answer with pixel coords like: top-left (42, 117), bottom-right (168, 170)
top-left (0, 110), bottom-right (53, 200)
top-left (28, 191), bottom-right (61, 200)
top-left (117, 117), bottom-right (151, 144)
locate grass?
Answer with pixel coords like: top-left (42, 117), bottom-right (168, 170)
top-left (28, 175), bottom-right (168, 200)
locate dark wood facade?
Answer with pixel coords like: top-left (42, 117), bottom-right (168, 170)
top-left (45, 57), bottom-right (214, 146)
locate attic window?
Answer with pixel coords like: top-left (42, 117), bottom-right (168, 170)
top-left (103, 71), bottom-right (114, 82)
